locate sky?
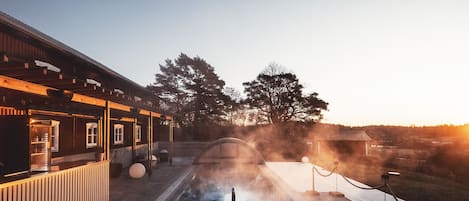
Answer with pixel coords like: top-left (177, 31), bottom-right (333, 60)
top-left (1, 0), bottom-right (468, 126)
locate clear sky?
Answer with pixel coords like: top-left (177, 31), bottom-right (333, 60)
top-left (2, 0), bottom-right (468, 126)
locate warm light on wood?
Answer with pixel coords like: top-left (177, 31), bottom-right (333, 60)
top-left (0, 77), bottom-right (164, 118)
top-left (0, 106), bottom-right (25, 115)
top-left (140, 109), bottom-right (163, 118)
top-left (139, 109), bottom-right (151, 116)
top-left (108, 101), bottom-right (131, 112)
top-left (29, 109), bottom-right (96, 119)
top-left (0, 75), bottom-right (49, 96)
top-left (119, 117), bottom-right (136, 123)
top-left (71, 93), bottom-right (106, 107)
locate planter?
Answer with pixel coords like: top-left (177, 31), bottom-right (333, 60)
top-left (0, 161), bottom-right (4, 177)
top-left (109, 163), bottom-right (122, 178)
top-left (159, 149), bottom-right (169, 162)
top-left (95, 153), bottom-right (105, 162)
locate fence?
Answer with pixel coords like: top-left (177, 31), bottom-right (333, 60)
top-left (0, 161), bottom-right (109, 201)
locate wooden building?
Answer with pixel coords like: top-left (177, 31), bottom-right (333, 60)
top-left (0, 12), bottom-right (172, 201)
top-left (314, 130), bottom-right (372, 157)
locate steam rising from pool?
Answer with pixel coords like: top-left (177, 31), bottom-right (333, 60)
top-left (178, 161), bottom-right (298, 201)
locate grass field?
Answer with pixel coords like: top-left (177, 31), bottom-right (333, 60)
top-left (315, 159), bottom-right (469, 201)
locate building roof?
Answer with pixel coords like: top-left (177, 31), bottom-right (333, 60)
top-left (0, 11), bottom-right (163, 113)
top-left (314, 130), bottom-right (372, 141)
top-left (0, 11), bottom-right (145, 91)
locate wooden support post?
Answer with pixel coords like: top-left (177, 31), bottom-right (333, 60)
top-left (169, 120), bottom-right (174, 141)
top-left (25, 108), bottom-right (31, 172)
top-left (147, 112), bottom-right (153, 176)
top-left (365, 142), bottom-right (368, 156)
top-left (132, 118), bottom-right (137, 162)
top-left (97, 115), bottom-right (104, 161)
top-left (317, 142), bottom-right (321, 155)
top-left (169, 120), bottom-right (174, 166)
top-left (104, 101), bottom-right (111, 161)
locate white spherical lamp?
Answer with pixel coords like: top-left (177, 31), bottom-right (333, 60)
top-left (151, 155), bottom-right (158, 167)
top-left (129, 163), bottom-right (146, 179)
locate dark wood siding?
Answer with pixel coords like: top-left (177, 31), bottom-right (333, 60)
top-left (59, 117), bottom-right (74, 156)
top-left (0, 115), bottom-right (29, 176)
top-left (136, 117), bottom-right (148, 144)
top-left (76, 117), bottom-right (98, 153)
top-left (0, 31), bottom-right (49, 61)
top-left (30, 114), bottom-right (75, 157)
top-left (123, 122), bottom-right (132, 147)
top-left (110, 121), bottom-right (133, 148)
top-left (136, 123), bottom-right (147, 145)
top-left (156, 122), bottom-right (170, 142)
top-left (16, 114), bottom-right (98, 160)
top-left (153, 118), bottom-right (160, 142)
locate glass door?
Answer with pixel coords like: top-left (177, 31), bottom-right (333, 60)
top-left (30, 120), bottom-right (52, 172)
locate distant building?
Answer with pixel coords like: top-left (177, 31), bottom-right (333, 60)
top-left (314, 130), bottom-right (372, 157)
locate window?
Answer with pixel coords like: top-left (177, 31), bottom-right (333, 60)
top-left (114, 124), bottom-right (124, 144)
top-left (51, 120), bottom-right (60, 152)
top-left (86, 122), bottom-right (98, 148)
top-left (136, 125), bottom-right (142, 143)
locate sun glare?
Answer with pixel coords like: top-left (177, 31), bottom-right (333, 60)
top-left (464, 124), bottom-right (469, 135)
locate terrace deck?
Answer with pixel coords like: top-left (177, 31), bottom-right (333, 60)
top-left (110, 157), bottom-right (359, 201)
top-left (110, 158), bottom-right (194, 201)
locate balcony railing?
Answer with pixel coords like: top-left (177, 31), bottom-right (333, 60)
top-left (0, 161), bottom-right (109, 201)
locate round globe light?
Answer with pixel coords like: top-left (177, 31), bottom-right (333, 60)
top-left (301, 156), bottom-right (309, 163)
top-left (151, 155), bottom-right (158, 167)
top-left (129, 163), bottom-right (146, 179)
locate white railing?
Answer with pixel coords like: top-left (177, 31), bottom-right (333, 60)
top-left (0, 161), bottom-right (109, 201)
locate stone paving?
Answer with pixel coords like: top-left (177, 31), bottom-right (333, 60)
top-left (110, 158), bottom-right (358, 201)
top-left (110, 157), bottom-right (193, 201)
